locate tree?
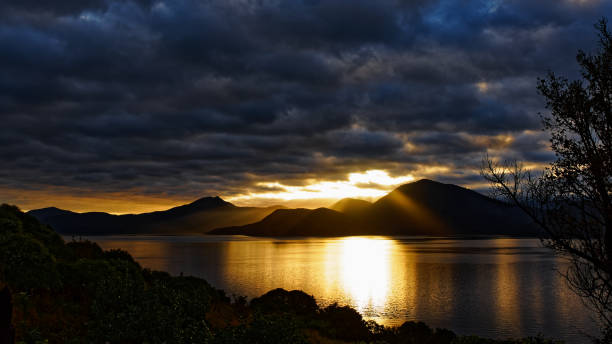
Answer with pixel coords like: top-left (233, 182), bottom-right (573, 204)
top-left (482, 18), bottom-right (612, 340)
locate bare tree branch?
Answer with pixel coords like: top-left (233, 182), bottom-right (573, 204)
top-left (482, 18), bottom-right (612, 340)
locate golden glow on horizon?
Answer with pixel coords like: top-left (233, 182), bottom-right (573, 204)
top-left (228, 169), bottom-right (414, 204)
top-left (0, 186), bottom-right (187, 214)
top-left (7, 162), bottom-right (551, 212)
top-left (3, 169), bottom-right (416, 213)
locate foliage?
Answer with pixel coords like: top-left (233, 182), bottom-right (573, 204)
top-left (213, 314), bottom-right (308, 344)
top-left (0, 204), bottom-right (216, 343)
top-left (250, 288), bottom-right (318, 316)
top-left (0, 233), bottom-right (60, 291)
top-left (316, 303), bottom-right (372, 341)
top-left (482, 18), bottom-right (612, 338)
top-left (453, 336), bottom-right (563, 344)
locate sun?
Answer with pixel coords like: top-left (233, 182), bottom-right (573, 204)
top-left (227, 169), bottom-right (414, 206)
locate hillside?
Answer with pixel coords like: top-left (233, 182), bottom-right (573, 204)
top-left (29, 180), bottom-right (538, 237)
top-left (211, 208), bottom-right (358, 236)
top-left (28, 197), bottom-right (282, 235)
top-left (210, 179), bottom-right (537, 237)
top-left (365, 179), bottom-right (535, 236)
top-left (328, 198), bottom-right (372, 216)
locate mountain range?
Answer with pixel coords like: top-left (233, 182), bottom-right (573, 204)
top-left (29, 179), bottom-right (539, 236)
top-left (210, 179), bottom-right (537, 236)
top-left (28, 196), bottom-right (283, 235)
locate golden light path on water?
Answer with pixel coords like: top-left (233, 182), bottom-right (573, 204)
top-left (337, 237), bottom-right (391, 314)
top-left (89, 235), bottom-right (598, 342)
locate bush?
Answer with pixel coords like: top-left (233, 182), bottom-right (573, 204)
top-left (250, 288), bottom-right (318, 316)
top-left (213, 314), bottom-right (308, 344)
top-left (0, 233), bottom-right (60, 290)
top-left (66, 240), bottom-right (104, 260)
top-left (316, 303), bottom-right (371, 341)
top-left (0, 204), bottom-right (216, 344)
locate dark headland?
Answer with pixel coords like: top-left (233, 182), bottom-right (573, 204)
top-left (28, 196), bottom-right (283, 235)
top-left (30, 179), bottom-right (538, 237)
top-left (212, 179), bottom-right (537, 236)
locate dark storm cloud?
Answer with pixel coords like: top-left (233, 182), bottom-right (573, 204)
top-left (1, 0), bottom-right (610, 204)
top-left (252, 0), bottom-right (411, 48)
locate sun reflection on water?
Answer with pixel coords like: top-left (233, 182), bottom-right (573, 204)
top-left (337, 237), bottom-right (393, 314)
top-left (89, 236), bottom-right (598, 342)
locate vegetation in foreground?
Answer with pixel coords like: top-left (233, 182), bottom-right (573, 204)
top-left (0, 204), bottom-right (564, 344)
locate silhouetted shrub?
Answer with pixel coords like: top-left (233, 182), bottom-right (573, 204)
top-left (103, 248), bottom-right (138, 265)
top-left (136, 276), bottom-right (213, 343)
top-left (0, 204), bottom-right (67, 258)
top-left (435, 327), bottom-right (457, 343)
top-left (250, 288), bottom-right (318, 316)
top-left (0, 204), bottom-right (216, 343)
top-left (213, 314), bottom-right (308, 344)
top-left (399, 321), bottom-right (434, 340)
top-left (381, 321), bottom-right (457, 344)
top-left (66, 239), bottom-right (104, 260)
top-left (452, 336), bottom-right (563, 344)
top-left (317, 303), bottom-right (371, 341)
top-left (0, 233), bottom-right (61, 290)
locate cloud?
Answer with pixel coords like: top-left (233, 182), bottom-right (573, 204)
top-left (227, 169), bottom-right (415, 206)
top-left (0, 0), bottom-right (610, 211)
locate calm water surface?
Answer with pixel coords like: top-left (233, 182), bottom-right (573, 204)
top-left (84, 235), bottom-right (598, 342)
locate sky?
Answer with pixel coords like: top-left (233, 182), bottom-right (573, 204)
top-left (1, 0), bottom-right (610, 213)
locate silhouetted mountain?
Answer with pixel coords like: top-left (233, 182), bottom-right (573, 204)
top-left (211, 207), bottom-right (357, 236)
top-left (365, 179), bottom-right (535, 236)
top-left (28, 207), bottom-right (76, 222)
top-left (211, 179), bottom-right (538, 237)
top-left (145, 196), bottom-right (234, 218)
top-left (31, 180), bottom-right (538, 236)
top-left (329, 198), bottom-right (372, 216)
top-left (28, 197), bottom-right (282, 235)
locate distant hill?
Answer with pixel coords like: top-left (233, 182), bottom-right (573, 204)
top-left (28, 197), bottom-right (283, 235)
top-left (210, 179), bottom-right (538, 237)
top-left (364, 179), bottom-right (535, 236)
top-left (30, 180), bottom-right (539, 237)
top-left (329, 198), bottom-right (372, 216)
top-left (211, 208), bottom-right (357, 236)
top-left (28, 206), bottom-right (76, 222)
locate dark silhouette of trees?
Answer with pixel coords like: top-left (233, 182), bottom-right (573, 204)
top-left (482, 18), bottom-right (612, 340)
top-left (317, 303), bottom-right (372, 341)
top-left (250, 288), bottom-right (318, 316)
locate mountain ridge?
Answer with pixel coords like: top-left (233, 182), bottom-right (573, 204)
top-left (29, 179), bottom-right (539, 237)
top-left (212, 207), bottom-right (357, 236)
top-left (211, 179), bottom-right (538, 237)
top-left (28, 196), bottom-right (283, 235)
top-left (329, 198), bottom-right (372, 216)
